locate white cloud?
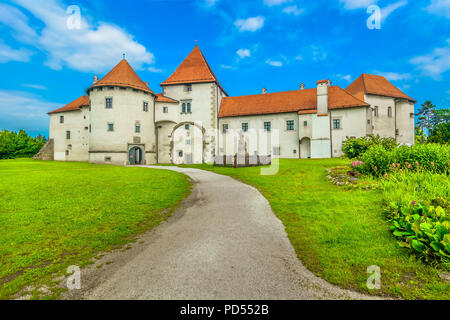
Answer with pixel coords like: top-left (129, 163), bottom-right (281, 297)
top-left (339, 0), bottom-right (378, 9)
top-left (263, 0), bottom-right (292, 6)
top-left (0, 0), bottom-right (155, 73)
top-left (237, 48), bottom-right (251, 59)
top-left (295, 54), bottom-right (303, 60)
top-left (381, 1), bottom-right (408, 22)
top-left (426, 0), bottom-right (450, 19)
top-left (148, 66), bottom-right (164, 73)
top-left (0, 41), bottom-right (33, 63)
top-left (204, 0), bottom-right (219, 7)
top-left (266, 59), bottom-right (283, 67)
top-left (21, 84), bottom-right (47, 90)
top-left (283, 5), bottom-right (305, 16)
top-left (410, 39), bottom-right (450, 80)
top-left (336, 74), bottom-right (352, 82)
top-left (220, 64), bottom-right (233, 69)
top-left (0, 90), bottom-right (61, 132)
top-left (374, 71), bottom-right (411, 81)
top-left (235, 16), bottom-right (265, 32)
top-left (311, 45), bottom-right (327, 61)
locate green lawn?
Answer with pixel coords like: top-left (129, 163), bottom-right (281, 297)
top-left (0, 159), bottom-right (191, 300)
top-left (184, 159), bottom-right (449, 300)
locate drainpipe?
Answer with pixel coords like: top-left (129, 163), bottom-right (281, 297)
top-left (329, 111), bottom-right (333, 158)
top-left (394, 100), bottom-right (398, 142)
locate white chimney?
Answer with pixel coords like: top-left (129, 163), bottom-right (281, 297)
top-left (317, 79), bottom-right (331, 114)
top-left (262, 87), bottom-right (267, 94)
top-left (300, 83), bottom-right (305, 90)
top-left (93, 75), bottom-right (98, 84)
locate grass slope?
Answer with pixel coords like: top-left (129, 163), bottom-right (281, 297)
top-left (0, 159), bottom-right (191, 299)
top-left (184, 159), bottom-right (449, 300)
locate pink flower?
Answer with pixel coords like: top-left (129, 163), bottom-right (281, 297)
top-left (411, 201), bottom-right (416, 205)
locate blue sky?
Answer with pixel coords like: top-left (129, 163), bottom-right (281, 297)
top-left (0, 0), bottom-right (449, 137)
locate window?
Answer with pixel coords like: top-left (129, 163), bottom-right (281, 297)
top-left (105, 97), bottom-right (113, 109)
top-left (304, 121), bottom-right (308, 127)
top-left (66, 131), bottom-right (71, 139)
top-left (65, 150), bottom-right (69, 156)
top-left (286, 120), bottom-right (295, 131)
top-left (143, 102), bottom-right (149, 112)
top-left (374, 106), bottom-right (379, 117)
top-left (185, 124), bottom-right (190, 130)
top-left (264, 122), bottom-right (271, 132)
top-left (107, 123), bottom-right (114, 132)
top-left (222, 124), bottom-right (228, 134)
top-left (105, 157), bottom-right (112, 162)
top-left (179, 151), bottom-right (183, 157)
top-left (163, 106), bottom-right (168, 113)
top-left (186, 139), bottom-right (191, 145)
top-left (89, 124), bottom-right (91, 133)
top-left (135, 125), bottom-right (141, 133)
top-left (368, 120), bottom-right (371, 125)
top-left (60, 116), bottom-right (64, 124)
top-left (333, 119), bottom-right (341, 129)
top-left (185, 84), bottom-right (192, 92)
top-left (181, 100), bottom-right (192, 113)
top-left (242, 123), bottom-right (248, 132)
top-left (388, 107), bottom-right (393, 118)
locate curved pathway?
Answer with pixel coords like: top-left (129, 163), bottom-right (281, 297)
top-left (63, 166), bottom-right (378, 300)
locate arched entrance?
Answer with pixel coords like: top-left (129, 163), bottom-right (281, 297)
top-left (171, 122), bottom-right (205, 165)
top-left (300, 137), bottom-right (311, 159)
top-left (129, 146), bottom-right (143, 165)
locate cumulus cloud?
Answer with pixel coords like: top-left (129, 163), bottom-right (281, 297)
top-left (235, 16), bottom-right (265, 32)
top-left (148, 66), bottom-right (164, 73)
top-left (237, 48), bottom-right (251, 59)
top-left (339, 0), bottom-right (378, 9)
top-left (283, 5), bottom-right (305, 16)
top-left (426, 0), bottom-right (450, 19)
top-left (336, 74), bottom-right (353, 82)
top-left (0, 90), bottom-right (61, 132)
top-left (266, 59), bottom-right (283, 67)
top-left (410, 39), bottom-right (450, 80)
top-left (380, 1), bottom-right (408, 22)
top-left (21, 84), bottom-right (47, 90)
top-left (0, 0), bottom-right (156, 73)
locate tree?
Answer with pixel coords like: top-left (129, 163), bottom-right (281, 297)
top-left (416, 101), bottom-right (436, 142)
top-left (428, 121), bottom-right (450, 144)
top-left (0, 130), bottom-right (47, 159)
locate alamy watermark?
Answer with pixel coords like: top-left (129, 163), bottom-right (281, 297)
top-left (66, 265), bottom-right (81, 290)
top-left (66, 5), bottom-right (81, 30)
top-left (367, 5), bottom-right (381, 30)
top-left (366, 265), bottom-right (381, 290)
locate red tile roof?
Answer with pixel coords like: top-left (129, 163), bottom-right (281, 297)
top-left (219, 86), bottom-right (369, 118)
top-left (87, 59), bottom-right (155, 95)
top-left (48, 95), bottom-right (90, 114)
top-left (161, 46), bottom-right (226, 94)
top-left (345, 73), bottom-right (415, 102)
top-left (155, 93), bottom-right (178, 103)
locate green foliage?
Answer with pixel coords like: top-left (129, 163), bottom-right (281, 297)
top-left (428, 122), bottom-right (450, 144)
top-left (357, 143), bottom-right (450, 176)
top-left (342, 134), bottom-right (398, 159)
top-left (0, 130), bottom-right (47, 159)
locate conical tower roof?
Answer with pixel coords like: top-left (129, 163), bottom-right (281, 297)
top-left (161, 45), bottom-right (221, 87)
top-left (88, 59), bottom-right (155, 95)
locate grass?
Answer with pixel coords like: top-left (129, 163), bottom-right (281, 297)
top-left (0, 159), bottom-right (191, 300)
top-left (182, 159), bottom-right (450, 300)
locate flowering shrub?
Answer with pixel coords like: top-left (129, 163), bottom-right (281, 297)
top-left (355, 144), bottom-right (450, 176)
top-left (351, 160), bottom-right (363, 169)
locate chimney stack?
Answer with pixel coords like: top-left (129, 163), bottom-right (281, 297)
top-left (316, 79), bottom-right (331, 114)
top-left (93, 75), bottom-right (98, 84)
top-left (300, 83), bottom-right (305, 90)
top-left (262, 87), bottom-right (267, 94)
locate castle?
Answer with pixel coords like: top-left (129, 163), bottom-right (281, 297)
top-left (44, 45), bottom-right (416, 165)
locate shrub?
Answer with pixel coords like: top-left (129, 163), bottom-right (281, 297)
top-left (0, 130), bottom-right (46, 159)
top-left (342, 135), bottom-right (398, 159)
top-left (381, 172), bottom-right (450, 269)
top-left (357, 143), bottom-right (450, 176)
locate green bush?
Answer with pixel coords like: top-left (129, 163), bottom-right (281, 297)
top-left (356, 143), bottom-right (450, 176)
top-left (381, 172), bottom-right (450, 269)
top-left (342, 135), bottom-right (398, 159)
top-left (0, 130), bottom-right (46, 159)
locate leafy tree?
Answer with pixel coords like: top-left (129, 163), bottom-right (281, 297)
top-left (0, 130), bottom-right (47, 159)
top-left (416, 101), bottom-right (436, 142)
top-left (428, 122), bottom-right (450, 144)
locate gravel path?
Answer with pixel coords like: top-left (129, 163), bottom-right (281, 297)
top-left (62, 166), bottom-right (378, 300)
